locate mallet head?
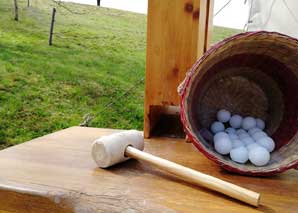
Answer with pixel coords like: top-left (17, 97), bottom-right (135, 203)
top-left (91, 130), bottom-right (144, 168)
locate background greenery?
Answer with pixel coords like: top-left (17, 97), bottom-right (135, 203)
top-left (0, 0), bottom-right (241, 147)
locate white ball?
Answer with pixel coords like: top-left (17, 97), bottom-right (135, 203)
top-left (229, 115), bottom-right (243, 129)
top-left (228, 133), bottom-right (238, 140)
top-left (210, 121), bottom-right (225, 134)
top-left (232, 139), bottom-right (245, 148)
top-left (256, 137), bottom-right (275, 152)
top-left (230, 146), bottom-right (249, 163)
top-left (213, 132), bottom-right (229, 142)
top-left (241, 137), bottom-right (255, 146)
top-left (256, 118), bottom-right (265, 130)
top-left (236, 129), bottom-right (247, 135)
top-left (248, 127), bottom-right (262, 136)
top-left (238, 133), bottom-right (250, 140)
top-left (252, 131), bottom-right (267, 141)
top-left (217, 109), bottom-right (231, 123)
top-left (248, 146), bottom-right (270, 166)
top-left (246, 143), bottom-right (261, 152)
top-left (242, 117), bottom-right (257, 130)
top-left (225, 127), bottom-right (236, 134)
top-left (214, 137), bottom-right (232, 155)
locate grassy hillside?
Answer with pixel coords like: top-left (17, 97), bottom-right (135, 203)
top-left (0, 0), bottom-right (241, 147)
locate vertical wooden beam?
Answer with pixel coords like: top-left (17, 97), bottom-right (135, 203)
top-left (204, 0), bottom-right (214, 51)
top-left (144, 0), bottom-right (213, 138)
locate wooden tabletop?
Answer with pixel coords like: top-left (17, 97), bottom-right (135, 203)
top-left (0, 127), bottom-right (297, 212)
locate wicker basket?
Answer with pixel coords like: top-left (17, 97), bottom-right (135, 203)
top-left (179, 31), bottom-right (298, 176)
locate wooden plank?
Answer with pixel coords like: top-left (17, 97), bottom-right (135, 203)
top-left (144, 0), bottom-right (212, 137)
top-left (0, 127), bottom-right (297, 212)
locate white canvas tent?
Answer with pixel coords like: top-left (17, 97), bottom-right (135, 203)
top-left (247, 0), bottom-right (298, 37)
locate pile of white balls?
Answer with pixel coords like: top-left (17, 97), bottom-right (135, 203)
top-left (210, 109), bottom-right (275, 166)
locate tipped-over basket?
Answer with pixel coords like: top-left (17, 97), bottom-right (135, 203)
top-left (179, 31), bottom-right (298, 176)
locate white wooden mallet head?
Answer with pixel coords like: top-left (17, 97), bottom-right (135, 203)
top-left (91, 130), bottom-right (144, 168)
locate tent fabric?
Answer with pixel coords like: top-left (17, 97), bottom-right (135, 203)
top-left (247, 0), bottom-right (298, 38)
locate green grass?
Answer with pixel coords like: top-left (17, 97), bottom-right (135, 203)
top-left (212, 26), bottom-right (242, 44)
top-left (0, 0), bottom-right (241, 147)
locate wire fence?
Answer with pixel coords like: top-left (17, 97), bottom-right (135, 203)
top-left (2, 0), bottom-right (146, 127)
top-left (6, 0), bottom-right (243, 47)
top-left (3, 0), bottom-right (241, 127)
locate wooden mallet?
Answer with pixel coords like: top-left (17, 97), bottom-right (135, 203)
top-left (91, 130), bottom-right (260, 206)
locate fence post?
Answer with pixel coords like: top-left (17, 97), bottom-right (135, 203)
top-left (13, 0), bottom-right (18, 21)
top-left (48, 8), bottom-right (56, 46)
top-left (27, 0), bottom-right (30, 7)
top-left (97, 0), bottom-right (101, 6)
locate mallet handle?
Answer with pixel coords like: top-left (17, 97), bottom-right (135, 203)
top-left (125, 146), bottom-right (260, 207)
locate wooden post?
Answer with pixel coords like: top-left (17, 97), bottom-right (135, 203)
top-left (48, 8), bottom-right (56, 46)
top-left (27, 0), bottom-right (30, 7)
top-left (97, 0), bottom-right (101, 6)
top-left (13, 0), bottom-right (18, 21)
top-left (204, 0), bottom-right (214, 52)
top-left (144, 0), bottom-right (213, 138)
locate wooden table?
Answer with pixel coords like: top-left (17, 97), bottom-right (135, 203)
top-left (0, 127), bottom-right (297, 212)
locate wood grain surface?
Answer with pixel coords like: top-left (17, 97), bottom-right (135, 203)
top-left (144, 0), bottom-right (212, 137)
top-left (0, 127), bottom-right (297, 212)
